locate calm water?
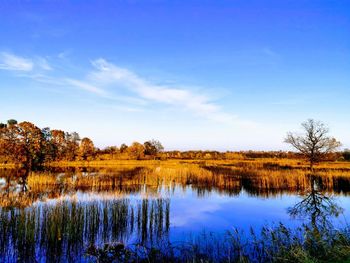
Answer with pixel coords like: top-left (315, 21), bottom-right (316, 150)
top-left (0, 165), bottom-right (349, 262)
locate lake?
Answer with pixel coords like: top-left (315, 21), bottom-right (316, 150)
top-left (0, 163), bottom-right (349, 262)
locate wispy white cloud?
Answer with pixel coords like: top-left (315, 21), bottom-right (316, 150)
top-left (22, 69), bottom-right (149, 106)
top-left (57, 50), bottom-right (71, 60)
top-left (36, 57), bottom-right (52, 71)
top-left (83, 58), bottom-right (243, 124)
top-left (0, 51), bottom-right (253, 126)
top-left (0, 52), bottom-right (33, 71)
top-left (64, 78), bottom-right (107, 96)
top-left (0, 52), bottom-right (52, 72)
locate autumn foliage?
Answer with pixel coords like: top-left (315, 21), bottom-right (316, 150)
top-left (0, 119), bottom-right (347, 169)
top-left (0, 120), bottom-right (165, 168)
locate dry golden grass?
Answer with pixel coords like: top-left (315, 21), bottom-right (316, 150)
top-left (47, 158), bottom-right (350, 171)
top-left (24, 161), bottom-right (350, 195)
top-left (1, 158), bottom-right (350, 208)
top-left (0, 163), bottom-right (18, 168)
top-left (0, 192), bottom-right (34, 208)
top-left (48, 159), bottom-right (165, 167)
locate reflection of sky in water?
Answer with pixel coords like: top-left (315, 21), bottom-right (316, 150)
top-left (0, 178), bottom-right (5, 185)
top-left (31, 184), bottom-right (350, 243)
top-left (1, 176), bottom-right (350, 262)
top-left (167, 187), bottom-right (350, 241)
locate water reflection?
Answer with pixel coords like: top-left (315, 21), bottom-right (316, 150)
top-left (0, 166), bottom-right (349, 262)
top-left (288, 174), bottom-right (344, 231)
top-left (1, 166), bottom-right (350, 209)
top-left (0, 196), bottom-right (170, 262)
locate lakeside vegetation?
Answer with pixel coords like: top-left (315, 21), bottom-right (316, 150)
top-left (1, 118), bottom-right (350, 262)
top-left (1, 166), bottom-right (350, 262)
top-left (85, 224), bottom-right (350, 263)
top-left (1, 161), bottom-right (350, 209)
top-left (1, 198), bottom-right (349, 263)
top-left (1, 167), bottom-right (350, 262)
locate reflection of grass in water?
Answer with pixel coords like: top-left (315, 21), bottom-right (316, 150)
top-left (0, 197), bottom-right (170, 262)
top-left (27, 163), bottom-right (350, 195)
top-left (1, 161), bottom-right (350, 262)
top-left (85, 223), bottom-right (350, 263)
top-left (2, 161), bottom-right (350, 208)
top-left (1, 196), bottom-right (349, 262)
top-left (0, 199), bottom-right (350, 262)
top-left (27, 164), bottom-right (350, 188)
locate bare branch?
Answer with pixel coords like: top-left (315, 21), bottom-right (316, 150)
top-left (285, 119), bottom-right (341, 169)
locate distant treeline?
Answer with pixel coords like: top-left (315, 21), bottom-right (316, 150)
top-left (0, 119), bottom-right (349, 168)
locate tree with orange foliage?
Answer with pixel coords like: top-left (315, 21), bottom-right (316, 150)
top-left (79, 137), bottom-right (95, 160)
top-left (0, 120), bottom-right (44, 169)
top-left (50, 130), bottom-right (66, 160)
top-left (144, 139), bottom-right (164, 158)
top-left (65, 132), bottom-right (80, 161)
top-left (127, 142), bottom-right (145, 160)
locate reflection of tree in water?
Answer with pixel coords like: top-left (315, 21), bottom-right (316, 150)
top-left (1, 167), bottom-right (350, 262)
top-left (0, 197), bottom-right (170, 262)
top-left (288, 174), bottom-right (344, 231)
top-left (0, 169), bottom-right (32, 208)
top-left (0, 169), bottom-right (28, 191)
top-left (287, 175), bottom-right (346, 259)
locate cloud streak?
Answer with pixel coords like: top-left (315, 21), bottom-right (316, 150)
top-left (0, 52), bottom-right (52, 72)
top-left (64, 78), bottom-right (107, 96)
top-left (0, 51), bottom-right (252, 125)
top-left (0, 52), bottom-right (33, 71)
top-left (83, 58), bottom-right (239, 123)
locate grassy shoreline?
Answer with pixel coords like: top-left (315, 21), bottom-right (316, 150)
top-left (1, 158), bottom-right (350, 174)
top-left (46, 158), bottom-right (350, 169)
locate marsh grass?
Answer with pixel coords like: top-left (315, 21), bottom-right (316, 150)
top-left (2, 160), bottom-right (350, 208)
top-left (1, 194), bottom-right (349, 262)
top-left (0, 197), bottom-right (170, 262)
top-left (85, 223), bottom-right (350, 263)
top-left (1, 160), bottom-right (350, 262)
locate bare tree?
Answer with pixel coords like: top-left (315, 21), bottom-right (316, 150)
top-left (285, 119), bottom-right (341, 170)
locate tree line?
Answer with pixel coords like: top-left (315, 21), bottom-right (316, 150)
top-left (0, 119), bottom-right (164, 168)
top-left (0, 119), bottom-right (348, 169)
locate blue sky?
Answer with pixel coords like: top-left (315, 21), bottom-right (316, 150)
top-left (0, 0), bottom-right (349, 150)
